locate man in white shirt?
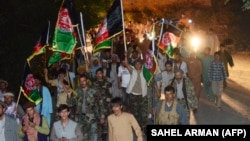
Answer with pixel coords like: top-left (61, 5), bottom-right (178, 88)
top-left (117, 59), bottom-right (131, 110)
top-left (3, 92), bottom-right (25, 124)
top-left (173, 52), bottom-right (188, 77)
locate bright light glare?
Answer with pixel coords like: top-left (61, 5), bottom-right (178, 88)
top-left (188, 19), bottom-right (192, 23)
top-left (191, 36), bottom-right (200, 52)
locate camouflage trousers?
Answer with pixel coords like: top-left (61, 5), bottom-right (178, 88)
top-left (78, 114), bottom-right (98, 141)
top-left (98, 121), bottom-right (108, 141)
top-left (129, 94), bottom-right (149, 129)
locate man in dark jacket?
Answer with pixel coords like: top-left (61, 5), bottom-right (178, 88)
top-left (217, 44), bottom-right (234, 87)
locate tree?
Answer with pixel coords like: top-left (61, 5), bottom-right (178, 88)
top-left (225, 0), bottom-right (250, 11)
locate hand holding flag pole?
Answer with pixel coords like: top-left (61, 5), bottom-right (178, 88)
top-left (15, 87), bottom-right (22, 110)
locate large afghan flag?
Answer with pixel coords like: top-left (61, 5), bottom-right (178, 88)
top-left (158, 24), bottom-right (181, 57)
top-left (93, 0), bottom-right (123, 52)
top-left (27, 21), bottom-right (50, 66)
top-left (52, 0), bottom-right (77, 54)
top-left (20, 62), bottom-right (42, 105)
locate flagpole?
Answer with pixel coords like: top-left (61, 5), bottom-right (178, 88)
top-left (80, 12), bottom-right (89, 63)
top-left (15, 87), bottom-right (22, 109)
top-left (44, 21), bottom-right (50, 67)
top-left (169, 23), bottom-right (183, 32)
top-left (157, 18), bottom-right (165, 58)
top-left (46, 21), bottom-right (50, 45)
top-left (111, 39), bottom-right (113, 54)
top-left (152, 22), bottom-right (155, 55)
top-left (120, 0), bottom-right (127, 52)
top-left (76, 24), bottom-right (87, 62)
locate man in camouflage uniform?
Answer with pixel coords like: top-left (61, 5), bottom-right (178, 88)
top-left (124, 53), bottom-right (149, 133)
top-left (93, 68), bottom-right (113, 141)
top-left (75, 74), bottom-right (104, 141)
top-left (170, 69), bottom-right (198, 123)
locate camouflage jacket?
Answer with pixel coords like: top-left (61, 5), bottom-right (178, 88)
top-left (92, 80), bottom-right (113, 118)
top-left (75, 86), bottom-right (105, 121)
top-left (171, 77), bottom-right (198, 110)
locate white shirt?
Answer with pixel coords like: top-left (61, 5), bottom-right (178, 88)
top-left (160, 71), bottom-right (175, 93)
top-left (157, 53), bottom-right (168, 71)
top-left (173, 61), bottom-right (188, 77)
top-left (118, 66), bottom-right (131, 88)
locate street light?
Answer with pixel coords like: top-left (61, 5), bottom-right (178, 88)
top-left (188, 19), bottom-right (192, 24)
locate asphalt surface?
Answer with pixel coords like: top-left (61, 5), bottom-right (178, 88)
top-left (189, 52), bottom-right (250, 125)
top-left (140, 53), bottom-right (250, 141)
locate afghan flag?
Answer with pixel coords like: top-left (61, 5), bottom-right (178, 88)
top-left (48, 52), bottom-right (71, 67)
top-left (94, 0), bottom-right (123, 49)
top-left (52, 0), bottom-right (77, 54)
top-left (143, 49), bottom-right (158, 86)
top-left (20, 62), bottom-right (42, 105)
top-left (158, 24), bottom-right (180, 57)
top-left (27, 21), bottom-right (50, 66)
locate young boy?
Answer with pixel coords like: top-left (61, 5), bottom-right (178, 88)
top-left (108, 97), bottom-right (143, 141)
top-left (50, 104), bottom-right (83, 141)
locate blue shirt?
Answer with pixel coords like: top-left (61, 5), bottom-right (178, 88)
top-left (155, 100), bottom-right (189, 125)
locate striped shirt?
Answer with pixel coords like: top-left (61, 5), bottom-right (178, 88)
top-left (208, 61), bottom-right (227, 81)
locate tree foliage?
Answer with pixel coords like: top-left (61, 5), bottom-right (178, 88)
top-left (225, 0), bottom-right (250, 11)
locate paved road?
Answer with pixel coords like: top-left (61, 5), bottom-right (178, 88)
top-left (141, 53), bottom-right (250, 141)
top-left (190, 52), bottom-right (250, 125)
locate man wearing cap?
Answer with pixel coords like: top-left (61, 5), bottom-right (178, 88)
top-left (76, 65), bottom-right (92, 87)
top-left (101, 59), bottom-right (111, 81)
top-left (0, 100), bottom-right (22, 141)
top-left (0, 80), bottom-right (8, 101)
top-left (18, 101), bottom-right (50, 141)
top-left (90, 58), bottom-right (102, 80)
top-left (3, 92), bottom-right (25, 124)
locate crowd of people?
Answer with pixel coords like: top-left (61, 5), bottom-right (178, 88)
top-left (0, 24), bottom-right (235, 141)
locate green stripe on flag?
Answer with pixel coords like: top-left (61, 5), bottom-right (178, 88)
top-left (48, 52), bottom-right (71, 67)
top-left (52, 28), bottom-right (76, 54)
top-left (93, 39), bottom-right (111, 53)
top-left (143, 65), bottom-right (153, 86)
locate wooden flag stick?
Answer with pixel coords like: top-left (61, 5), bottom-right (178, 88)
top-left (16, 87), bottom-right (22, 109)
top-left (120, 0), bottom-right (127, 52)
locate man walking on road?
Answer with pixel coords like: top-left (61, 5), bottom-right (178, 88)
top-left (170, 69), bottom-right (198, 123)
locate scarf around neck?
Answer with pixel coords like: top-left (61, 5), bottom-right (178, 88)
top-left (23, 111), bottom-right (41, 141)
